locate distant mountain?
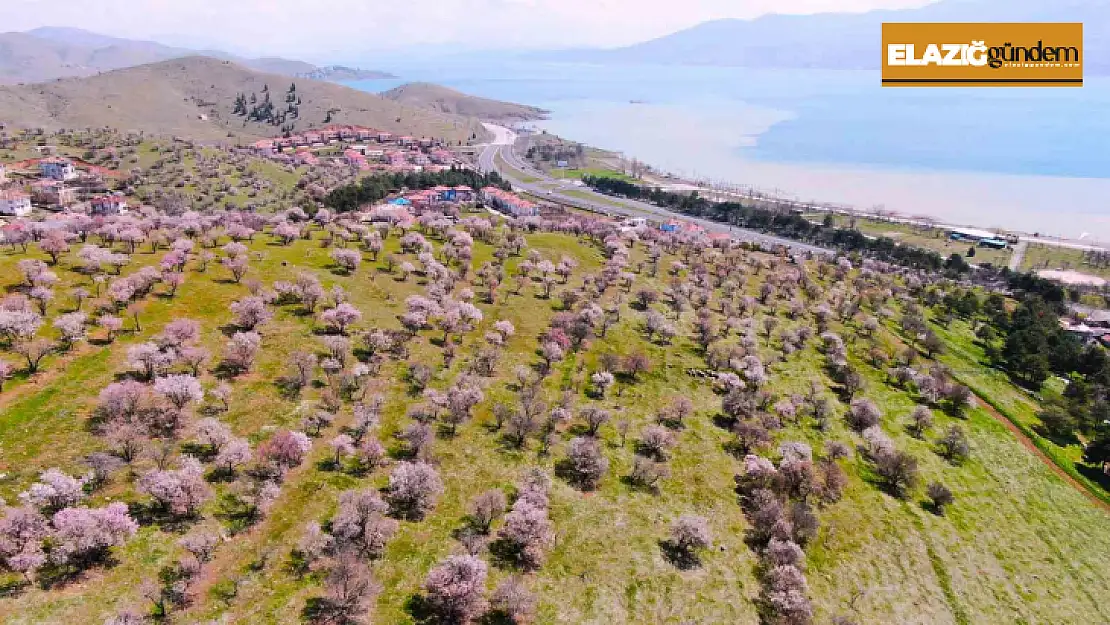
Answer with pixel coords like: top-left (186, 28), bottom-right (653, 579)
top-left (554, 0), bottom-right (1108, 74)
top-left (0, 27), bottom-right (379, 84)
top-left (0, 57), bottom-right (487, 143)
top-left (298, 65), bottom-right (397, 81)
top-left (381, 83), bottom-right (548, 122)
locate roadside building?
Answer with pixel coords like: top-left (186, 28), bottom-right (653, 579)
top-left (30, 180), bottom-right (77, 209)
top-left (40, 157), bottom-right (78, 181)
top-left (0, 189), bottom-right (32, 217)
top-left (90, 193), bottom-right (129, 216)
top-left (480, 187), bottom-right (538, 217)
top-left (453, 186), bottom-right (474, 202)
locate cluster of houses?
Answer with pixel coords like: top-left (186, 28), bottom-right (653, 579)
top-left (1061, 308), bottom-right (1110, 348)
top-left (0, 156), bottom-right (128, 218)
top-left (359, 185), bottom-right (479, 226)
top-left (249, 125), bottom-right (460, 174)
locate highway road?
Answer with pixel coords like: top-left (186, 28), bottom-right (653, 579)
top-left (477, 124), bottom-right (831, 255)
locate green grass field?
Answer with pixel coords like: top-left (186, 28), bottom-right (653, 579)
top-left (1, 223), bottom-right (1110, 624)
top-left (813, 215), bottom-right (1014, 268)
top-left (546, 168), bottom-right (639, 184)
top-left (1021, 243), bottom-right (1110, 280)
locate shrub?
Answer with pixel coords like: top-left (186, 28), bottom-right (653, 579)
top-left (936, 425), bottom-right (971, 464)
top-left (926, 481), bottom-right (955, 514)
top-left (873, 450), bottom-right (919, 498)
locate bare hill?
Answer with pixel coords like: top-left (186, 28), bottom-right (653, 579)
top-left (0, 57), bottom-right (488, 143)
top-left (381, 82), bottom-right (547, 123)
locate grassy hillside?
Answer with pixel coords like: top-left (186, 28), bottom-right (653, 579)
top-left (381, 82), bottom-right (548, 123)
top-left (0, 57), bottom-right (488, 143)
top-left (0, 211), bottom-right (1108, 624)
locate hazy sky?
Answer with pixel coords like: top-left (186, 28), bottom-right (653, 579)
top-left (2, 0), bottom-right (935, 60)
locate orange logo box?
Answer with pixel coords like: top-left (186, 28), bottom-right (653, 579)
top-left (881, 22), bottom-right (1083, 87)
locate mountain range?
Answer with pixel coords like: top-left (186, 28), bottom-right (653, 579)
top-left (548, 0), bottom-right (1108, 74)
top-left (0, 27), bottom-right (390, 84)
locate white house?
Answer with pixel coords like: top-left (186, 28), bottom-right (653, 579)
top-left (40, 157), bottom-right (78, 181)
top-left (0, 190), bottom-right (32, 217)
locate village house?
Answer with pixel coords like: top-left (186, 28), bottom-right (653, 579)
top-left (378, 131), bottom-right (394, 143)
top-left (660, 219), bottom-right (704, 234)
top-left (429, 149), bottom-right (455, 165)
top-left (453, 186), bottom-right (474, 202)
top-left (480, 187), bottom-right (538, 217)
top-left (344, 149), bottom-right (368, 167)
top-left (40, 157), bottom-right (78, 181)
top-left (0, 189), bottom-right (32, 217)
top-left (30, 180), bottom-right (77, 209)
top-left (252, 139), bottom-right (275, 156)
top-left (294, 150), bottom-right (319, 166)
top-left (90, 193), bottom-right (129, 216)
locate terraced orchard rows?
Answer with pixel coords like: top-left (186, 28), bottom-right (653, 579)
top-left (0, 208), bottom-right (1108, 625)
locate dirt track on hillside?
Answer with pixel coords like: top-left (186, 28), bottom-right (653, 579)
top-left (974, 393), bottom-right (1110, 513)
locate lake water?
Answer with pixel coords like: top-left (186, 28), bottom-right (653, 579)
top-left (346, 58), bottom-right (1110, 240)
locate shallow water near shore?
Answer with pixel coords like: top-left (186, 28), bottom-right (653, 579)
top-left (346, 58), bottom-right (1110, 241)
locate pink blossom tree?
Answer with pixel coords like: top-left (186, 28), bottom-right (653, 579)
top-left (423, 554), bottom-right (488, 623)
top-left (138, 458), bottom-right (211, 518)
top-left (153, 374), bottom-right (204, 410)
top-left (259, 430), bottom-right (312, 475)
top-left (330, 248), bottom-right (362, 274)
top-left (386, 462), bottom-right (443, 520)
top-left (19, 468), bottom-right (87, 513)
top-left (320, 303), bottom-right (361, 335)
top-left (331, 489), bottom-right (398, 558)
top-left (48, 502), bottom-right (138, 570)
top-left (230, 296), bottom-right (273, 331)
top-left (222, 331), bottom-right (261, 372)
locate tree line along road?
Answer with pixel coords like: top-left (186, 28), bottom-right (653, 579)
top-left (477, 124), bottom-right (830, 256)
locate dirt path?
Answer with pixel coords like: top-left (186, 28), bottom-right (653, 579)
top-left (973, 393), bottom-right (1110, 513)
top-left (1008, 240), bottom-right (1028, 271)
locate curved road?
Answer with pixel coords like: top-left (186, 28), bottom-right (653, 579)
top-left (478, 124), bottom-right (830, 255)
